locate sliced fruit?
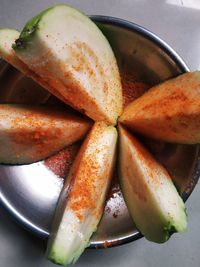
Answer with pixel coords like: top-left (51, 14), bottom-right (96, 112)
top-left (119, 71), bottom-right (200, 144)
top-left (0, 28), bottom-right (27, 71)
top-left (0, 28), bottom-right (67, 103)
top-left (47, 122), bottom-right (117, 265)
top-left (13, 4), bottom-right (122, 124)
top-left (0, 29), bottom-right (49, 104)
top-left (118, 125), bottom-right (187, 243)
top-left (0, 104), bottom-right (92, 164)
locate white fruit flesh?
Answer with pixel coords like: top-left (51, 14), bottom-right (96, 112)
top-left (14, 5), bottom-right (122, 124)
top-left (0, 28), bottom-right (70, 103)
top-left (0, 29), bottom-right (28, 71)
top-left (47, 122), bottom-right (117, 265)
top-left (120, 71), bottom-right (200, 144)
top-left (118, 125), bottom-right (187, 243)
top-left (0, 104), bottom-right (91, 164)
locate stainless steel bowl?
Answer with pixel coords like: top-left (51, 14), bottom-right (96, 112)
top-left (0, 16), bottom-right (199, 249)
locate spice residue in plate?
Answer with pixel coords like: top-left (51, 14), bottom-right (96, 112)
top-left (44, 142), bottom-right (81, 178)
top-left (121, 73), bottom-right (150, 107)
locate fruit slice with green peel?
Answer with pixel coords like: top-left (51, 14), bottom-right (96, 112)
top-left (0, 104), bottom-right (92, 164)
top-left (0, 28), bottom-right (27, 71)
top-left (47, 122), bottom-right (117, 265)
top-left (119, 71), bottom-right (200, 144)
top-left (0, 28), bottom-right (67, 103)
top-left (13, 4), bottom-right (122, 125)
top-left (118, 125), bottom-right (187, 243)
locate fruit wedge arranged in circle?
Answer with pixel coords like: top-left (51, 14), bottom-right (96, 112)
top-left (118, 125), bottom-right (187, 243)
top-left (0, 29), bottom-right (27, 72)
top-left (47, 122), bottom-right (117, 265)
top-left (0, 28), bottom-right (67, 103)
top-left (0, 104), bottom-right (92, 164)
top-left (120, 71), bottom-right (200, 144)
top-left (13, 4), bottom-right (123, 124)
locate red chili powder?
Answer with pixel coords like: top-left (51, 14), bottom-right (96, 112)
top-left (121, 73), bottom-right (150, 108)
top-left (44, 142), bottom-right (81, 178)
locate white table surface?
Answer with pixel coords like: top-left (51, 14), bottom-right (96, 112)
top-left (0, 0), bottom-right (200, 266)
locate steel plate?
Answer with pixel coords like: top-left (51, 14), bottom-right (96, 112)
top-left (0, 16), bottom-right (199, 248)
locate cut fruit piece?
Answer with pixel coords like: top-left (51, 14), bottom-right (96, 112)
top-left (118, 125), bottom-right (187, 243)
top-left (47, 122), bottom-right (117, 265)
top-left (13, 4), bottom-right (122, 124)
top-left (0, 29), bottom-right (49, 105)
top-left (0, 28), bottom-right (67, 103)
top-left (119, 71), bottom-right (200, 144)
top-left (0, 104), bottom-right (92, 164)
top-left (0, 28), bottom-right (27, 71)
